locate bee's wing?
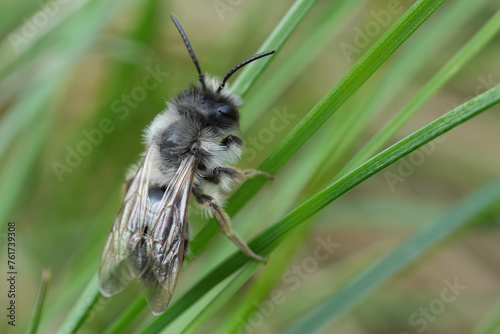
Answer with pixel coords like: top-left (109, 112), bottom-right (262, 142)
top-left (99, 146), bottom-right (154, 297)
top-left (98, 145), bottom-right (198, 315)
top-left (139, 154), bottom-right (198, 315)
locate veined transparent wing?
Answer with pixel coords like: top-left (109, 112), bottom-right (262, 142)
top-left (99, 146), bottom-right (154, 297)
top-left (99, 147), bottom-right (198, 315)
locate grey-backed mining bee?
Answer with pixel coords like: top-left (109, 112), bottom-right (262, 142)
top-left (99, 15), bottom-right (275, 315)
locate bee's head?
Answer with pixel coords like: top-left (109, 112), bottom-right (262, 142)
top-left (170, 15), bottom-right (275, 131)
top-left (174, 76), bottom-right (242, 131)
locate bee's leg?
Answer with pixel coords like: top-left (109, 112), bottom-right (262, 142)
top-left (221, 134), bottom-right (244, 149)
top-left (192, 187), bottom-right (267, 262)
top-left (206, 167), bottom-right (273, 184)
top-left (218, 135), bottom-right (273, 181)
top-left (241, 169), bottom-right (274, 180)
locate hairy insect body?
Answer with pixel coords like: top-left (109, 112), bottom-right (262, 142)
top-left (99, 14), bottom-right (275, 315)
top-left (142, 78), bottom-right (243, 209)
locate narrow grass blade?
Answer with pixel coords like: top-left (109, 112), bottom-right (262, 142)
top-left (241, 0), bottom-right (365, 131)
top-left (104, 297), bottom-right (148, 334)
top-left (0, 110), bottom-right (51, 228)
top-left (310, 0), bottom-right (491, 187)
top-left (473, 299), bottom-right (500, 334)
top-left (27, 268), bottom-right (52, 334)
top-left (0, 70), bottom-right (58, 158)
top-left (57, 274), bottom-right (101, 334)
top-left (0, 0), bottom-right (90, 74)
top-left (190, 0), bottom-right (448, 258)
top-left (0, 2), bottom-right (40, 36)
top-left (179, 262), bottom-right (261, 334)
top-left (138, 77), bottom-right (500, 334)
top-left (285, 177), bottom-right (500, 334)
top-left (231, 0), bottom-right (318, 96)
top-left (0, 0), bottom-right (125, 159)
top-left (217, 227), bottom-right (310, 334)
top-left (337, 7), bottom-right (500, 179)
top-left (354, 0), bottom-right (489, 117)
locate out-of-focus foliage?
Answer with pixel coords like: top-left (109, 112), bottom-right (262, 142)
top-left (0, 0), bottom-right (499, 333)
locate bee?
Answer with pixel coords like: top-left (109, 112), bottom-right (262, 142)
top-left (98, 15), bottom-right (275, 315)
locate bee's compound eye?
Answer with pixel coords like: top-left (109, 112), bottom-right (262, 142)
top-left (217, 105), bottom-right (230, 114)
top-left (217, 105), bottom-right (239, 121)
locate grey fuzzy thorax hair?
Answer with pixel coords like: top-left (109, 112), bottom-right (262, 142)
top-left (141, 76), bottom-right (243, 189)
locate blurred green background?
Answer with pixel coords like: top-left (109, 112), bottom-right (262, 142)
top-left (1, 0), bottom-right (500, 333)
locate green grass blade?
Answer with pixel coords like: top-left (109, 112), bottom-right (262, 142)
top-left (0, 74), bottom-right (57, 159)
top-left (57, 274), bottom-right (101, 334)
top-left (309, 0), bottom-right (490, 188)
top-left (337, 7), bottom-right (500, 179)
top-left (0, 2), bottom-right (40, 36)
top-left (190, 0), bottom-right (448, 257)
top-left (255, 0), bottom-right (447, 174)
top-left (217, 227), bottom-right (310, 334)
top-left (27, 268), bottom-right (52, 334)
top-left (179, 262), bottom-right (261, 334)
top-left (356, 0), bottom-right (489, 115)
top-left (0, 110), bottom-right (51, 228)
top-left (241, 0), bottom-right (365, 131)
top-left (138, 77), bottom-right (500, 334)
top-left (231, 0), bottom-right (317, 96)
top-left (474, 299), bottom-right (500, 334)
top-left (104, 298), bottom-right (148, 334)
top-left (0, 0), bottom-right (125, 159)
top-left (0, 0), bottom-right (89, 74)
top-left (285, 177), bottom-right (500, 334)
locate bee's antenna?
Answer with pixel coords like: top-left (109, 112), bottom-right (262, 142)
top-left (171, 15), bottom-right (206, 92)
top-left (217, 50), bottom-right (275, 93)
